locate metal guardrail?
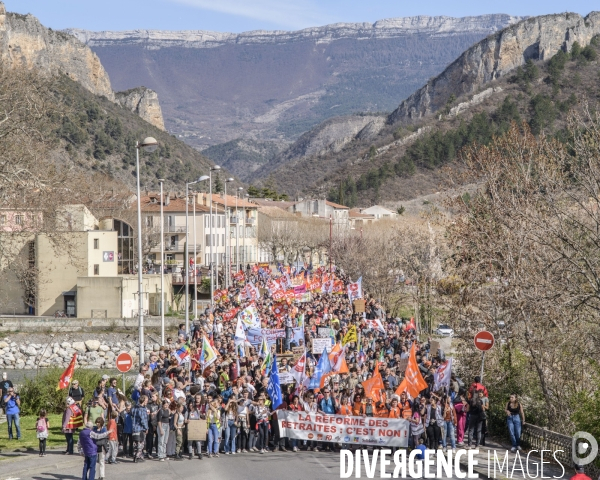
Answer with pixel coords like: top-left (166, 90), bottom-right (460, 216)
top-left (522, 423), bottom-right (600, 478)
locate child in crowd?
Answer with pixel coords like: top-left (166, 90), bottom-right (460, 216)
top-left (36, 409), bottom-right (49, 457)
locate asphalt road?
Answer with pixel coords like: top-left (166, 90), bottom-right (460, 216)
top-left (5, 450), bottom-right (476, 480)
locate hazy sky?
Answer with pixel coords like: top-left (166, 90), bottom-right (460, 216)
top-left (4, 0), bottom-right (598, 32)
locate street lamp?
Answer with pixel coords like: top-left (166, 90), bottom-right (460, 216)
top-left (158, 178), bottom-right (165, 346)
top-left (224, 178), bottom-right (234, 288)
top-left (236, 187), bottom-right (243, 274)
top-left (209, 166), bottom-right (221, 307)
top-left (193, 176), bottom-right (208, 321)
top-left (185, 175), bottom-right (208, 336)
top-left (135, 136), bottom-right (158, 364)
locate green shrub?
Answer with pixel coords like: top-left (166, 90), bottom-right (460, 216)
top-left (18, 368), bottom-right (132, 416)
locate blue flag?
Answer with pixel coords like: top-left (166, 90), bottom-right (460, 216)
top-left (267, 355), bottom-right (283, 409)
top-left (308, 350), bottom-right (332, 390)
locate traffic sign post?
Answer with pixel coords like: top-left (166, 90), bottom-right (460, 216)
top-left (474, 331), bottom-right (495, 382)
top-left (116, 352), bottom-right (133, 394)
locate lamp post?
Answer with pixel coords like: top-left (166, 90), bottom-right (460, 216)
top-left (158, 178), bottom-right (165, 346)
top-left (185, 176), bottom-right (208, 336)
top-left (209, 166), bottom-right (221, 307)
top-left (135, 136), bottom-right (158, 364)
top-left (236, 187), bottom-right (243, 273)
top-left (224, 178), bottom-right (234, 288)
top-left (329, 214), bottom-right (333, 273)
top-left (191, 176), bottom-right (208, 321)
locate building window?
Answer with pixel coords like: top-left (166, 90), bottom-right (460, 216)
top-left (93, 239), bottom-right (99, 249)
top-left (0, 215), bottom-right (5, 225)
top-left (146, 216), bottom-right (153, 227)
top-left (15, 215), bottom-right (24, 225)
top-left (94, 264), bottom-right (99, 275)
top-left (114, 219), bottom-right (135, 274)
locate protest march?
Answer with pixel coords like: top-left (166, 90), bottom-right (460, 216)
top-left (4, 263), bottom-right (496, 480)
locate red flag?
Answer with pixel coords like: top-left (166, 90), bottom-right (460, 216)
top-left (57, 353), bottom-right (77, 391)
top-left (407, 317), bottom-right (417, 331)
top-left (395, 343), bottom-right (428, 398)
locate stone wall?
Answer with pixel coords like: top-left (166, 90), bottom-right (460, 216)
top-left (0, 338), bottom-right (160, 370)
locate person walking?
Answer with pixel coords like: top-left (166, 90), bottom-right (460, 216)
top-left (3, 386), bottom-right (21, 440)
top-left (505, 394), bottom-right (525, 453)
top-left (466, 391), bottom-right (485, 448)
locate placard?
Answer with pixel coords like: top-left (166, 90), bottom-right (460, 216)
top-left (317, 327), bottom-right (331, 338)
top-left (278, 371), bottom-right (295, 384)
top-left (312, 338), bottom-right (332, 354)
top-left (430, 340), bottom-right (441, 355)
top-left (353, 299), bottom-right (366, 313)
top-left (396, 358), bottom-right (409, 373)
top-left (187, 420), bottom-right (208, 441)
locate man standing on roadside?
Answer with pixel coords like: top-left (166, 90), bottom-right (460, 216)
top-left (131, 394), bottom-right (149, 462)
top-left (3, 386), bottom-right (20, 440)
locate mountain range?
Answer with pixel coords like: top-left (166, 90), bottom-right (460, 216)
top-left (66, 14), bottom-right (521, 160)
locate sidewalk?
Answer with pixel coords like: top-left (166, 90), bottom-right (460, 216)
top-left (0, 449), bottom-right (81, 480)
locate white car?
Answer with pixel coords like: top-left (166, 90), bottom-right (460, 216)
top-left (435, 324), bottom-right (454, 336)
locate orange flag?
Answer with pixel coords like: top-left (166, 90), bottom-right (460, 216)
top-left (395, 343), bottom-right (428, 398)
top-left (57, 353), bottom-right (77, 391)
top-left (362, 361), bottom-right (384, 401)
top-left (329, 344), bottom-right (349, 374)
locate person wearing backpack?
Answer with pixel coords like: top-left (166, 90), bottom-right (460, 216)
top-left (68, 380), bottom-right (85, 406)
top-left (36, 409), bottom-right (49, 456)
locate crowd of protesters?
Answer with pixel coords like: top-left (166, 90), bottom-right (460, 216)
top-left (1, 265), bottom-right (525, 480)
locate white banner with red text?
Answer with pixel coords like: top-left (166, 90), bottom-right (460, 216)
top-left (277, 411), bottom-right (409, 447)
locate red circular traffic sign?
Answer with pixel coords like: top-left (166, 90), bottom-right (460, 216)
top-left (116, 352), bottom-right (133, 373)
top-left (474, 331), bottom-right (495, 351)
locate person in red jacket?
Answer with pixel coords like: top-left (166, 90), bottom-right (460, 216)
top-left (468, 376), bottom-right (488, 398)
top-left (570, 463), bottom-right (592, 480)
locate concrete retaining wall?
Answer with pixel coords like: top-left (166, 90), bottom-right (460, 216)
top-left (0, 316), bottom-right (182, 332)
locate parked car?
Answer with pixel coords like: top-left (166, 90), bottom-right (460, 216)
top-left (435, 324), bottom-right (454, 336)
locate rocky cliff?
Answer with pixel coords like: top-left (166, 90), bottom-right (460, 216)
top-left (389, 12), bottom-right (600, 123)
top-left (115, 86), bottom-right (165, 130)
top-left (66, 14), bottom-right (522, 49)
top-left (0, 2), bottom-right (114, 100)
top-left (0, 2), bottom-right (166, 130)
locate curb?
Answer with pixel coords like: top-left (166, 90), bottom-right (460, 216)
top-left (0, 457), bottom-right (80, 480)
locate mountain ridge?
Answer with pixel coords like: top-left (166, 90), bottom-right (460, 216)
top-left (65, 14), bottom-right (523, 48)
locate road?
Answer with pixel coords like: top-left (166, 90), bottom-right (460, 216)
top-left (4, 450), bottom-right (475, 480)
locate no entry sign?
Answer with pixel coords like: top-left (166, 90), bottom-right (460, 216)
top-left (474, 331), bottom-right (495, 351)
top-left (116, 352), bottom-right (133, 373)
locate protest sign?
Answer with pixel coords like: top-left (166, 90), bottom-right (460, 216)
top-left (353, 299), bottom-right (366, 313)
top-left (246, 328), bottom-right (285, 345)
top-left (277, 411), bottom-right (409, 447)
top-left (187, 420), bottom-right (208, 441)
top-left (396, 358), bottom-right (409, 373)
top-left (278, 371), bottom-right (295, 384)
top-left (430, 340), bottom-right (441, 355)
top-left (317, 327), bottom-right (331, 338)
top-left (312, 338), bottom-right (332, 354)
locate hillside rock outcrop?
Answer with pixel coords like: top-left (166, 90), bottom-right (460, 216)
top-left (389, 12), bottom-right (600, 124)
top-left (0, 2), bottom-right (114, 100)
top-left (115, 87), bottom-right (165, 131)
